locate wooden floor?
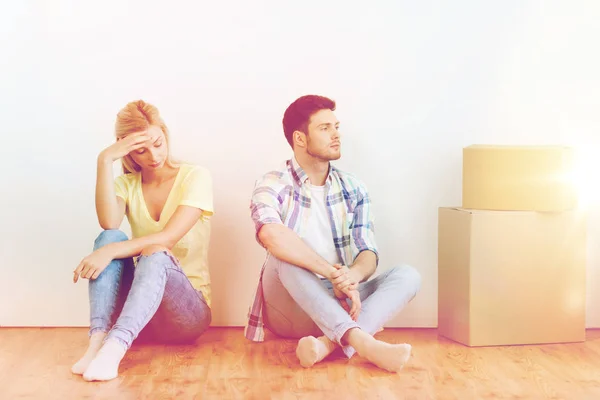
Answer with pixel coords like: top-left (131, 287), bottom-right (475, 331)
top-left (1, 328), bottom-right (600, 400)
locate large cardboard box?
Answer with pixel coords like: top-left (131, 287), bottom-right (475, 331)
top-left (462, 145), bottom-right (577, 211)
top-left (438, 207), bottom-right (586, 346)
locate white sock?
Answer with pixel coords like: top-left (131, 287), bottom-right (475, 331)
top-left (348, 329), bottom-right (412, 373)
top-left (71, 332), bottom-right (106, 375)
top-left (83, 338), bottom-right (127, 382)
top-left (296, 336), bottom-right (337, 368)
top-left (361, 339), bottom-right (412, 373)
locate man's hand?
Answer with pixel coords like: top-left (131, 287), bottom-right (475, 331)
top-left (329, 263), bottom-right (361, 320)
top-left (329, 263), bottom-right (360, 292)
top-left (333, 285), bottom-right (351, 313)
top-left (342, 284), bottom-right (361, 321)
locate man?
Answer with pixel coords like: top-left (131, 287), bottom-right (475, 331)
top-left (245, 95), bottom-right (421, 373)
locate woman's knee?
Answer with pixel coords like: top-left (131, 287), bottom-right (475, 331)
top-left (135, 245), bottom-right (174, 274)
top-left (140, 244), bottom-right (170, 257)
top-left (94, 229), bottom-right (128, 250)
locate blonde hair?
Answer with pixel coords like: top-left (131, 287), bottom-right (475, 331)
top-left (114, 100), bottom-right (176, 174)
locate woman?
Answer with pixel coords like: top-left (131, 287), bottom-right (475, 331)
top-left (71, 100), bottom-right (213, 381)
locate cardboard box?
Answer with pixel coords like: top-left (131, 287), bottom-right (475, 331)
top-left (438, 207), bottom-right (586, 346)
top-left (462, 145), bottom-right (577, 211)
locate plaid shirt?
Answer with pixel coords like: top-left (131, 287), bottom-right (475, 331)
top-left (245, 157), bottom-right (379, 342)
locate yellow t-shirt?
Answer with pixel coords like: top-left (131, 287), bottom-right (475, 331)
top-left (114, 164), bottom-right (214, 307)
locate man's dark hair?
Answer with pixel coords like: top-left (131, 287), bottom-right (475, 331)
top-left (282, 95), bottom-right (336, 148)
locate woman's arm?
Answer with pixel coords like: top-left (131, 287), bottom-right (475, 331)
top-left (108, 205), bottom-right (202, 258)
top-left (95, 155), bottom-right (126, 230)
top-left (74, 205), bottom-right (203, 282)
top-left (95, 132), bottom-right (151, 229)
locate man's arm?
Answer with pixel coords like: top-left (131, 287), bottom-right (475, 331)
top-left (332, 180), bottom-right (380, 289)
top-left (258, 224), bottom-right (337, 279)
top-left (251, 174), bottom-right (337, 279)
top-left (349, 250), bottom-right (377, 283)
top-left (350, 181), bottom-right (379, 272)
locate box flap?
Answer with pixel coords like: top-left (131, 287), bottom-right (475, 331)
top-left (465, 144), bottom-right (572, 150)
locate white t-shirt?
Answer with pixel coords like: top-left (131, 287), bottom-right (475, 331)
top-left (302, 184), bottom-right (342, 276)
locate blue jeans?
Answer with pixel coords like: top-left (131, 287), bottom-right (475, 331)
top-left (262, 255), bottom-right (421, 358)
top-left (89, 230), bottom-right (211, 349)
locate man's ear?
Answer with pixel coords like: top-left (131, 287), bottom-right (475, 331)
top-left (294, 130), bottom-right (307, 148)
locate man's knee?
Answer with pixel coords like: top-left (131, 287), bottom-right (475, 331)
top-left (265, 256), bottom-right (296, 275)
top-left (272, 257), bottom-right (318, 282)
top-left (390, 264), bottom-right (422, 292)
top-left (140, 244), bottom-right (170, 257)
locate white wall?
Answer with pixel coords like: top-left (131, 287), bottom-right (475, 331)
top-left (1, 0), bottom-right (599, 327)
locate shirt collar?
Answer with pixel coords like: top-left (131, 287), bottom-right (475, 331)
top-left (290, 156), bottom-right (334, 187)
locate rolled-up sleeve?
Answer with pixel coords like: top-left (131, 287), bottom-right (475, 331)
top-left (250, 173), bottom-right (285, 246)
top-left (351, 184), bottom-right (379, 265)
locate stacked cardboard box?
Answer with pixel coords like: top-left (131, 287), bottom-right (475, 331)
top-left (438, 145), bottom-right (586, 346)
